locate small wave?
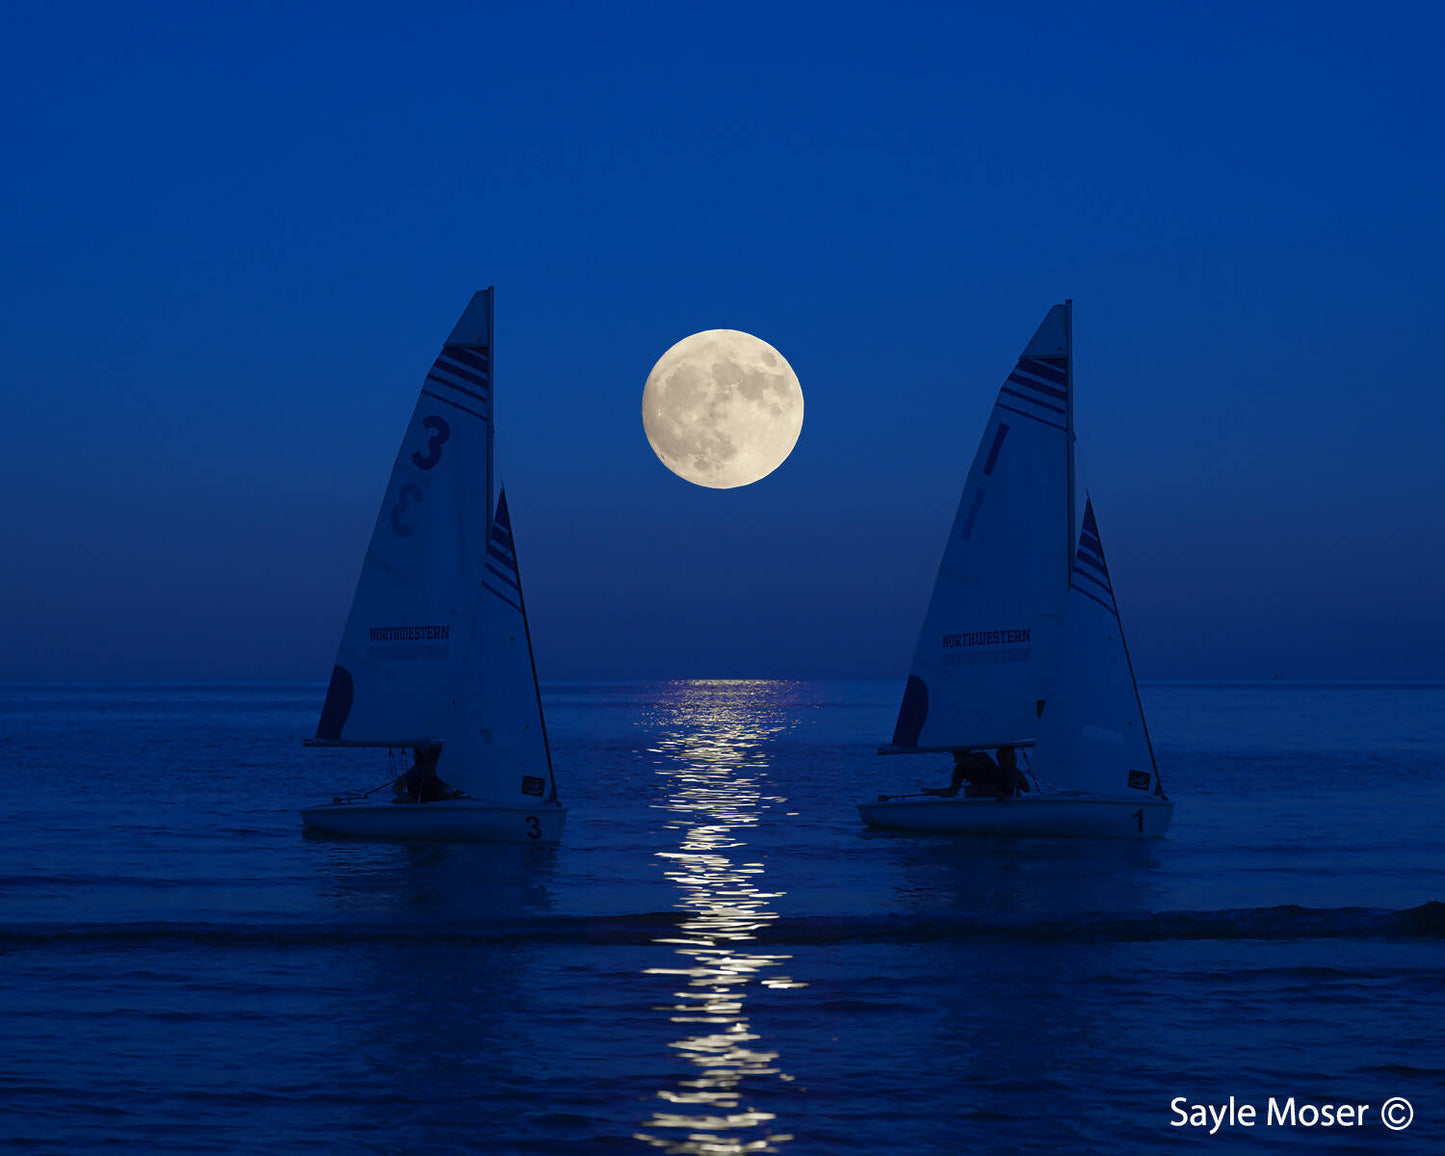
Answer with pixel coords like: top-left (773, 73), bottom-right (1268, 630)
top-left (764, 902), bottom-right (1445, 944)
top-left (0, 902), bottom-right (1440, 950)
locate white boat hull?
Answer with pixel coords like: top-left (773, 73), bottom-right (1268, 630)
top-left (856, 794), bottom-right (1173, 838)
top-left (300, 799), bottom-right (566, 844)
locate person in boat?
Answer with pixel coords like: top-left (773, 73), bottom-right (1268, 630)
top-left (923, 749), bottom-right (1002, 797)
top-left (996, 745), bottom-right (1030, 797)
top-left (395, 745), bottom-right (458, 803)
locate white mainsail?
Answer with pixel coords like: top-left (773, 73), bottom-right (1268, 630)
top-left (315, 291), bottom-right (497, 748)
top-left (1030, 498), bottom-right (1160, 797)
top-left (888, 304), bottom-right (1073, 751)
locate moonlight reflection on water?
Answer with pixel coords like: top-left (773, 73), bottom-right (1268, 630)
top-left (635, 682), bottom-right (807, 1155)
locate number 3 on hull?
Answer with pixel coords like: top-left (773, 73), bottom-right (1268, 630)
top-left (301, 289), bottom-right (567, 843)
top-left (859, 302), bottom-right (1174, 838)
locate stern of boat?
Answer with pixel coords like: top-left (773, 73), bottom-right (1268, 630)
top-left (857, 793), bottom-right (1173, 838)
top-left (300, 799), bottom-right (567, 844)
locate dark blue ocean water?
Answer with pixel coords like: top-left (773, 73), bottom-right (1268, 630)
top-left (2, 680), bottom-right (1441, 1154)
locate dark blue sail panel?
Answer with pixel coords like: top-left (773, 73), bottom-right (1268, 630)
top-left (891, 675), bottom-right (930, 748)
top-left (1071, 499), bottom-right (1117, 615)
top-left (484, 490), bottom-right (523, 613)
top-left (315, 665), bottom-right (354, 740)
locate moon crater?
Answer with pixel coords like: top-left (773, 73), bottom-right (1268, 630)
top-left (642, 329), bottom-right (803, 489)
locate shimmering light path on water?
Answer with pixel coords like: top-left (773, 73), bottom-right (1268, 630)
top-left (1, 680), bottom-right (1441, 1154)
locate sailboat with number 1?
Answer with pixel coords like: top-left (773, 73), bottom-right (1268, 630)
top-left (301, 289), bottom-right (566, 842)
top-left (859, 301), bottom-right (1174, 838)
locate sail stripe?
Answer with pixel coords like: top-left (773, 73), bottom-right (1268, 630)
top-left (994, 401), bottom-right (1066, 431)
top-left (426, 354), bottom-right (489, 388)
top-left (442, 345), bottom-right (490, 372)
top-left (982, 423), bottom-right (1009, 475)
top-left (1071, 581), bottom-right (1117, 613)
top-left (1006, 371), bottom-right (1068, 401)
top-left (486, 534), bottom-right (517, 565)
top-left (1000, 386), bottom-right (1066, 416)
top-left (1072, 499), bottom-right (1115, 608)
top-left (484, 561), bottom-right (521, 592)
top-left (1017, 356), bottom-right (1067, 385)
top-left (431, 354), bottom-right (489, 387)
top-left (424, 375), bottom-right (489, 409)
top-left (1076, 560), bottom-right (1109, 589)
top-left (426, 365), bottom-right (489, 402)
top-left (420, 389), bottom-right (487, 422)
top-left (482, 487), bottom-right (525, 611)
top-left (482, 579), bottom-right (523, 613)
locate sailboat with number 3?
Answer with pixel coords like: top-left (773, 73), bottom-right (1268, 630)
top-left (301, 289), bottom-right (566, 842)
top-left (858, 301), bottom-right (1174, 838)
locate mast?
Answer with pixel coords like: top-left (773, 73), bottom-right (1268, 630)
top-left (485, 286), bottom-right (496, 552)
top-left (1064, 298), bottom-right (1075, 585)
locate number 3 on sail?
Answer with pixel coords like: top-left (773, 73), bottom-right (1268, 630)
top-left (858, 302), bottom-right (1175, 838)
top-left (301, 289), bottom-right (567, 843)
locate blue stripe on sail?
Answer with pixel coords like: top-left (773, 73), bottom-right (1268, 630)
top-left (1071, 581), bottom-right (1118, 614)
top-left (1074, 562), bottom-right (1112, 593)
top-left (1006, 372), bottom-right (1068, 401)
top-left (483, 581), bottom-right (523, 613)
top-left (1077, 541), bottom-right (1107, 569)
top-left (1017, 356), bottom-right (1067, 385)
top-left (442, 345), bottom-right (490, 373)
top-left (1000, 386), bottom-right (1067, 416)
top-left (1080, 530), bottom-right (1104, 555)
top-left (490, 524), bottom-right (513, 549)
top-left (420, 389), bottom-right (487, 421)
top-left (485, 547), bottom-right (518, 579)
top-left (982, 423), bottom-right (1009, 476)
top-left (995, 402), bottom-right (1066, 431)
top-left (959, 490), bottom-right (986, 540)
top-left (433, 355), bottom-right (489, 387)
top-left (485, 563), bottom-right (521, 593)
top-left (425, 372), bottom-right (489, 407)
top-left (428, 359), bottom-right (490, 391)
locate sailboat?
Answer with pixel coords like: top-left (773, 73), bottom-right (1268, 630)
top-left (857, 302), bottom-right (1174, 838)
top-left (301, 289), bottom-right (567, 842)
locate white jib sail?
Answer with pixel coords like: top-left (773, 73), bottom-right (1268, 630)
top-left (435, 489), bottom-right (557, 804)
top-left (315, 290), bottom-right (496, 747)
top-left (1030, 498), bottom-right (1158, 797)
top-left (890, 304), bottom-right (1073, 751)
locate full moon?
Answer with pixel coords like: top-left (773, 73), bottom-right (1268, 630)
top-left (642, 329), bottom-right (804, 489)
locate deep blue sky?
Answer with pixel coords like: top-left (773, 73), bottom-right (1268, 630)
top-left (3, 1), bottom-right (1442, 680)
